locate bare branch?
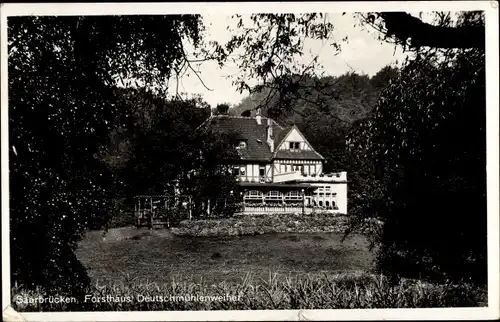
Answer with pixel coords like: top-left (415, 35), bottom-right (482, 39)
top-left (180, 42), bottom-right (214, 91)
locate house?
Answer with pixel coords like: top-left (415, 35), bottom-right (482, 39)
top-left (201, 109), bottom-right (347, 214)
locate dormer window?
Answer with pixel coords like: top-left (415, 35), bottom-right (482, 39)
top-left (237, 140), bottom-right (247, 149)
top-left (289, 141), bottom-right (300, 151)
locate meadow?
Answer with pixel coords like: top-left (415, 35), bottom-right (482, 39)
top-left (77, 227), bottom-right (373, 285)
top-left (11, 226), bottom-right (487, 311)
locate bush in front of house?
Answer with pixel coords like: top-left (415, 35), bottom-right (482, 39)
top-left (170, 212), bottom-right (350, 237)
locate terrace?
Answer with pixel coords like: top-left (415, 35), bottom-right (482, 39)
top-left (273, 170), bottom-right (347, 183)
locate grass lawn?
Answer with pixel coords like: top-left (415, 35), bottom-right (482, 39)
top-left (76, 226), bottom-right (374, 286)
top-left (14, 227), bottom-right (486, 311)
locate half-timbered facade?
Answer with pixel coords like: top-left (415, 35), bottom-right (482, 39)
top-left (202, 109), bottom-right (347, 214)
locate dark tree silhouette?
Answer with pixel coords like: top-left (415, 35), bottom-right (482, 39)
top-left (366, 12), bottom-right (485, 49)
top-left (240, 109), bottom-right (252, 117)
top-left (215, 103), bottom-right (231, 115)
top-left (346, 45), bottom-right (486, 284)
top-left (8, 15), bottom-right (215, 295)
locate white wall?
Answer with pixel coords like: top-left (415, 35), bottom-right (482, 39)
top-left (272, 160), bottom-right (322, 176)
top-left (303, 162), bottom-right (321, 175)
top-left (335, 182), bottom-right (348, 214)
top-left (237, 161), bottom-right (324, 182)
top-left (235, 163), bottom-right (272, 182)
top-left (265, 164), bottom-right (272, 180)
top-left (309, 182), bottom-right (348, 214)
top-left (316, 162), bottom-right (323, 175)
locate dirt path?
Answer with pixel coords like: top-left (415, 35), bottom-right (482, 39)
top-left (98, 226), bottom-right (175, 242)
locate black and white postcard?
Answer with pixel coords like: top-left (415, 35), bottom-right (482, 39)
top-left (1, 1), bottom-right (499, 321)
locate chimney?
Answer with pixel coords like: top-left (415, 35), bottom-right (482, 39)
top-left (255, 108), bottom-right (262, 125)
top-left (266, 117), bottom-right (274, 152)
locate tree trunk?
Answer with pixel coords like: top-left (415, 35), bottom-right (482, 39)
top-left (381, 12), bottom-right (484, 49)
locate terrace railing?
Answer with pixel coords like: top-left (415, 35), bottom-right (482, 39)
top-left (273, 171), bottom-right (347, 183)
top-left (238, 202), bottom-right (340, 214)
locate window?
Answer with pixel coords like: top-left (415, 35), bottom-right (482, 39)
top-left (237, 141), bottom-right (247, 149)
top-left (289, 141), bottom-right (300, 151)
top-left (293, 164), bottom-right (303, 172)
top-left (245, 190), bottom-right (263, 200)
top-left (259, 166), bottom-right (266, 182)
top-left (319, 201), bottom-right (323, 206)
top-left (265, 190), bottom-right (283, 201)
top-left (235, 166), bottom-right (246, 176)
top-left (285, 190), bottom-right (303, 201)
top-left (325, 186), bottom-right (331, 191)
top-left (325, 201), bottom-right (330, 207)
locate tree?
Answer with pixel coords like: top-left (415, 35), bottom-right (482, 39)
top-left (346, 46), bottom-right (486, 283)
top-left (359, 12), bottom-right (485, 50)
top-left (213, 14), bottom-right (339, 119)
top-left (8, 15), bottom-right (212, 295)
top-left (342, 12), bottom-right (487, 283)
top-left (370, 65), bottom-right (399, 91)
top-left (118, 93), bottom-right (239, 218)
top-left (122, 97), bottom-right (211, 199)
top-left (215, 103), bottom-right (231, 115)
top-left (183, 130), bottom-right (241, 218)
top-left (212, 11), bottom-right (484, 117)
top-left (231, 71), bottom-right (380, 125)
top-left (240, 109), bottom-right (251, 117)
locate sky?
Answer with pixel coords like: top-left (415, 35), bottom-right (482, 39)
top-left (169, 13), bottom-right (407, 107)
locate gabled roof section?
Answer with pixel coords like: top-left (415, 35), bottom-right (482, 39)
top-left (272, 125), bottom-right (325, 161)
top-left (204, 115), bottom-right (284, 162)
top-left (203, 115), bottom-right (325, 162)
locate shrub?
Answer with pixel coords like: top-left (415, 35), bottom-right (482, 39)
top-left (171, 213), bottom-right (349, 237)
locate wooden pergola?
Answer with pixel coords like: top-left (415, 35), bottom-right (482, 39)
top-left (133, 195), bottom-right (171, 229)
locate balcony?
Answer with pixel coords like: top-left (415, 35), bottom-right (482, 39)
top-left (273, 171), bottom-right (347, 183)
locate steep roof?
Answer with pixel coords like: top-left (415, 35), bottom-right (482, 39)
top-left (206, 115), bottom-right (283, 161)
top-left (273, 150), bottom-right (324, 160)
top-left (272, 125), bottom-right (324, 161)
top-left (205, 115), bottom-right (324, 162)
